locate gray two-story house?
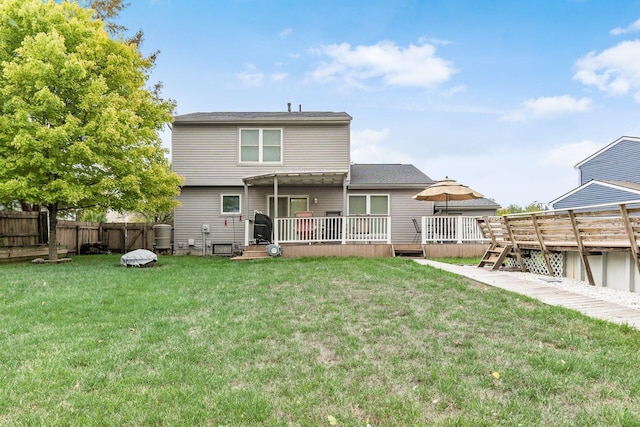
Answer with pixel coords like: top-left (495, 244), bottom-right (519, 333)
top-left (550, 136), bottom-right (640, 209)
top-left (171, 110), bottom-right (497, 254)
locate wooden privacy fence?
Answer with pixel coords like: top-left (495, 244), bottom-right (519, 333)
top-left (0, 211), bottom-right (47, 247)
top-left (56, 221), bottom-right (158, 254)
top-left (0, 211), bottom-right (169, 255)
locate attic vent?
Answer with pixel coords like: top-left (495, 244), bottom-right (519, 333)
top-left (287, 102), bottom-right (291, 112)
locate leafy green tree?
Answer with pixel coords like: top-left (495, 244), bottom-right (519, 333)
top-left (81, 208), bottom-right (108, 223)
top-left (0, 0), bottom-right (183, 260)
top-left (497, 201), bottom-right (546, 216)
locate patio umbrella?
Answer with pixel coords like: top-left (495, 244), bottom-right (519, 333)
top-left (412, 177), bottom-right (483, 214)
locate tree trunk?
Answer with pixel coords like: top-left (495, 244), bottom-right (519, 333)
top-left (48, 203), bottom-right (59, 261)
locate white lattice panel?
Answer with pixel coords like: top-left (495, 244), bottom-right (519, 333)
top-left (506, 251), bottom-right (563, 277)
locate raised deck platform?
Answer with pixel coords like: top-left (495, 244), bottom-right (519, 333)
top-left (476, 201), bottom-right (640, 286)
top-left (231, 243), bottom-right (489, 261)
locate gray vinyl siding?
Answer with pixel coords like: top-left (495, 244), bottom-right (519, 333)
top-left (172, 123), bottom-right (350, 186)
top-left (347, 189), bottom-right (435, 244)
top-left (389, 189), bottom-right (435, 243)
top-left (175, 185), bottom-right (347, 248)
top-left (249, 185), bottom-right (346, 217)
top-left (579, 139), bottom-right (640, 185)
top-left (552, 184), bottom-right (640, 210)
top-left (175, 186), bottom-right (250, 250)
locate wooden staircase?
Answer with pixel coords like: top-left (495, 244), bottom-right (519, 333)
top-left (230, 245), bottom-right (271, 261)
top-left (478, 243), bottom-right (513, 270)
top-left (392, 244), bottom-right (425, 258)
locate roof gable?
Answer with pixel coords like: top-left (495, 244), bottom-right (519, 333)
top-left (550, 179), bottom-right (640, 209)
top-left (575, 136), bottom-right (640, 170)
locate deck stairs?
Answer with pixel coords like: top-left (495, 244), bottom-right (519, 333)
top-left (392, 244), bottom-right (425, 258)
top-left (230, 245), bottom-right (271, 261)
top-left (478, 243), bottom-right (513, 270)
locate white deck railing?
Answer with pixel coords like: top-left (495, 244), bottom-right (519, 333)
top-left (244, 215), bottom-right (392, 245)
top-left (244, 214), bottom-right (487, 246)
top-left (276, 215), bottom-right (391, 244)
top-left (421, 216), bottom-right (489, 244)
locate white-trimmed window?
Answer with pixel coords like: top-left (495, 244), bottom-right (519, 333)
top-left (348, 194), bottom-right (389, 215)
top-left (221, 194), bottom-right (241, 215)
top-left (239, 128), bottom-right (282, 163)
top-left (267, 195), bottom-right (308, 217)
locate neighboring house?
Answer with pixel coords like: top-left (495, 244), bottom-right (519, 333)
top-left (106, 210), bottom-right (134, 223)
top-left (433, 198), bottom-right (500, 216)
top-left (172, 110), bottom-right (497, 252)
top-left (550, 136), bottom-right (640, 209)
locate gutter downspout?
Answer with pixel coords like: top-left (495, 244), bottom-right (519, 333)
top-left (244, 183), bottom-right (249, 247)
top-left (342, 173), bottom-right (348, 244)
top-left (273, 176), bottom-right (279, 245)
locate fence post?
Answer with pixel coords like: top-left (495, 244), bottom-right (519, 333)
top-left (76, 224), bottom-right (82, 254)
top-left (39, 211), bottom-right (48, 244)
top-left (121, 224), bottom-right (126, 253)
top-left (457, 216), bottom-right (463, 244)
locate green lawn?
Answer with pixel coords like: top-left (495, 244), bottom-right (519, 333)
top-left (1, 255), bottom-right (639, 426)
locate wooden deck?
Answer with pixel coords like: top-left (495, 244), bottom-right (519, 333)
top-left (476, 202), bottom-right (640, 285)
top-left (230, 243), bottom-right (489, 261)
top-left (416, 259), bottom-right (640, 329)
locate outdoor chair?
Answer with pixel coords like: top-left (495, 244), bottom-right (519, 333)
top-left (412, 218), bottom-right (421, 243)
top-left (323, 211), bottom-right (342, 241)
top-left (295, 211), bottom-right (315, 241)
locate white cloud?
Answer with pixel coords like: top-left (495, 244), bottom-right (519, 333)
top-left (524, 95), bottom-right (593, 117)
top-left (444, 85), bottom-right (466, 96)
top-left (611, 18), bottom-right (640, 35)
top-left (278, 28), bottom-right (293, 38)
top-left (271, 72), bottom-right (288, 81)
top-left (502, 95), bottom-right (593, 121)
top-left (237, 64), bottom-right (264, 88)
top-left (307, 40), bottom-right (457, 89)
top-left (574, 40), bottom-right (640, 100)
top-left (418, 36), bottom-right (454, 46)
top-left (351, 128), bottom-right (414, 164)
top-left (539, 140), bottom-right (605, 168)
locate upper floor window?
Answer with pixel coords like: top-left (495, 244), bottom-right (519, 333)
top-left (239, 128), bottom-right (282, 163)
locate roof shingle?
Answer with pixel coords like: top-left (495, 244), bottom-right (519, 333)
top-left (349, 164), bottom-right (433, 186)
top-left (174, 111), bottom-right (352, 124)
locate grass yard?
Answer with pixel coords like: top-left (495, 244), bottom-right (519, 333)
top-left (1, 255), bottom-right (640, 426)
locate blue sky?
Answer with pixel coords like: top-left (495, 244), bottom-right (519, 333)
top-left (120, 0), bottom-right (640, 207)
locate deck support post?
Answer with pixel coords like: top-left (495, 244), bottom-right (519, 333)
top-left (503, 216), bottom-right (526, 271)
top-left (568, 210), bottom-right (596, 286)
top-left (531, 213), bottom-right (555, 276)
top-left (619, 204), bottom-right (640, 282)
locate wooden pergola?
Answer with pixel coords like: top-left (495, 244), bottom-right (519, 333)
top-left (476, 201), bottom-right (640, 286)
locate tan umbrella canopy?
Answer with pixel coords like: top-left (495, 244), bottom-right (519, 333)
top-left (413, 177), bottom-right (483, 214)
